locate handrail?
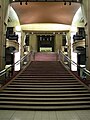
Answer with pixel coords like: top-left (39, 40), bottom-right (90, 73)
top-left (0, 51), bottom-right (34, 86)
top-left (0, 51), bottom-right (32, 77)
top-left (59, 50), bottom-right (90, 77)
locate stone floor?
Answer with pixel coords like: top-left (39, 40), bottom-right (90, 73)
top-left (0, 110), bottom-right (90, 120)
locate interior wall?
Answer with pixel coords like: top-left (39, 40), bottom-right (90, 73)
top-left (29, 33), bottom-right (63, 53)
top-left (81, 0), bottom-right (90, 71)
top-left (81, 0), bottom-right (88, 24)
top-left (67, 32), bottom-right (71, 59)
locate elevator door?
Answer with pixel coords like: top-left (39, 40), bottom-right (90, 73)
top-left (37, 35), bottom-right (54, 52)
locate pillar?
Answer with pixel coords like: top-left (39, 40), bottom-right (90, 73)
top-left (67, 32), bottom-right (71, 59)
top-left (82, 0), bottom-right (90, 71)
top-left (0, 0), bottom-right (9, 70)
top-left (20, 31), bottom-right (25, 58)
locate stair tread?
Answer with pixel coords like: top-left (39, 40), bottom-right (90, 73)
top-left (4, 87), bottom-right (87, 90)
top-left (20, 74), bottom-right (72, 76)
top-left (15, 78), bottom-right (76, 79)
top-left (10, 82), bottom-right (81, 85)
top-left (0, 97), bottom-right (90, 101)
top-left (2, 90), bottom-right (89, 93)
top-left (8, 84), bottom-right (84, 88)
top-left (0, 93), bottom-right (90, 97)
top-left (0, 105), bottom-right (90, 110)
top-left (0, 101), bottom-right (90, 105)
top-left (18, 76), bottom-right (74, 78)
top-left (13, 79), bottom-right (78, 82)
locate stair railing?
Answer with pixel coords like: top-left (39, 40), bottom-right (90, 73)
top-left (0, 51), bottom-right (35, 87)
top-left (58, 50), bottom-right (90, 86)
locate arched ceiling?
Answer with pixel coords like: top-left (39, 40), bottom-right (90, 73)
top-left (11, 2), bottom-right (80, 25)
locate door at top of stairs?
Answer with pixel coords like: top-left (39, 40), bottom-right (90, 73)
top-left (37, 35), bottom-right (55, 52)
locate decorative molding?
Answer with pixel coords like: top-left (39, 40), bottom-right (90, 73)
top-left (73, 39), bottom-right (85, 53)
top-left (6, 39), bottom-right (19, 52)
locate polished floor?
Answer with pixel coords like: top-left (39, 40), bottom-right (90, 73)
top-left (0, 110), bottom-right (90, 120)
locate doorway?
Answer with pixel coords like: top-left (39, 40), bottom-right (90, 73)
top-left (37, 35), bottom-right (54, 52)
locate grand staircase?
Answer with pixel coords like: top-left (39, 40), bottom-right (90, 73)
top-left (0, 61), bottom-right (90, 110)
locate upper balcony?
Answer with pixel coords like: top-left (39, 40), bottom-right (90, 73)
top-left (73, 39), bottom-right (85, 53)
top-left (6, 39), bottom-right (19, 52)
top-left (6, 28), bottom-right (19, 52)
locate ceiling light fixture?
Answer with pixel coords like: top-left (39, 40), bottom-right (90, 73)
top-left (64, 2), bottom-right (66, 5)
top-left (25, 1), bottom-right (28, 5)
top-left (69, 2), bottom-right (71, 5)
top-left (20, 2), bottom-right (22, 5)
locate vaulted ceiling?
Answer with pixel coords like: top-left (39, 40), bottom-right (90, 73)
top-left (11, 2), bottom-right (80, 25)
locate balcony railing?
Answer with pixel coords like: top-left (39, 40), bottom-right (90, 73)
top-left (73, 39), bottom-right (85, 53)
top-left (6, 39), bottom-right (19, 52)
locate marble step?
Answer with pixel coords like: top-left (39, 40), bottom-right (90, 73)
top-left (7, 84), bottom-right (84, 88)
top-left (15, 78), bottom-right (76, 80)
top-left (0, 97), bottom-right (90, 101)
top-left (2, 90), bottom-right (88, 94)
top-left (0, 93), bottom-right (90, 97)
top-left (20, 73), bottom-right (72, 76)
top-left (0, 101), bottom-right (90, 106)
top-left (17, 75), bottom-right (74, 78)
top-left (4, 87), bottom-right (87, 91)
top-left (13, 80), bottom-right (79, 83)
top-left (10, 82), bottom-right (81, 85)
top-left (0, 105), bottom-right (90, 110)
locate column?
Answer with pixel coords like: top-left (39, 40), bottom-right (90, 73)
top-left (20, 31), bottom-right (25, 58)
top-left (0, 0), bottom-right (9, 70)
top-left (82, 0), bottom-right (90, 71)
top-left (67, 32), bottom-right (71, 59)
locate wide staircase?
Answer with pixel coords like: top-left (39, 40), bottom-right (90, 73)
top-left (0, 61), bottom-right (90, 110)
